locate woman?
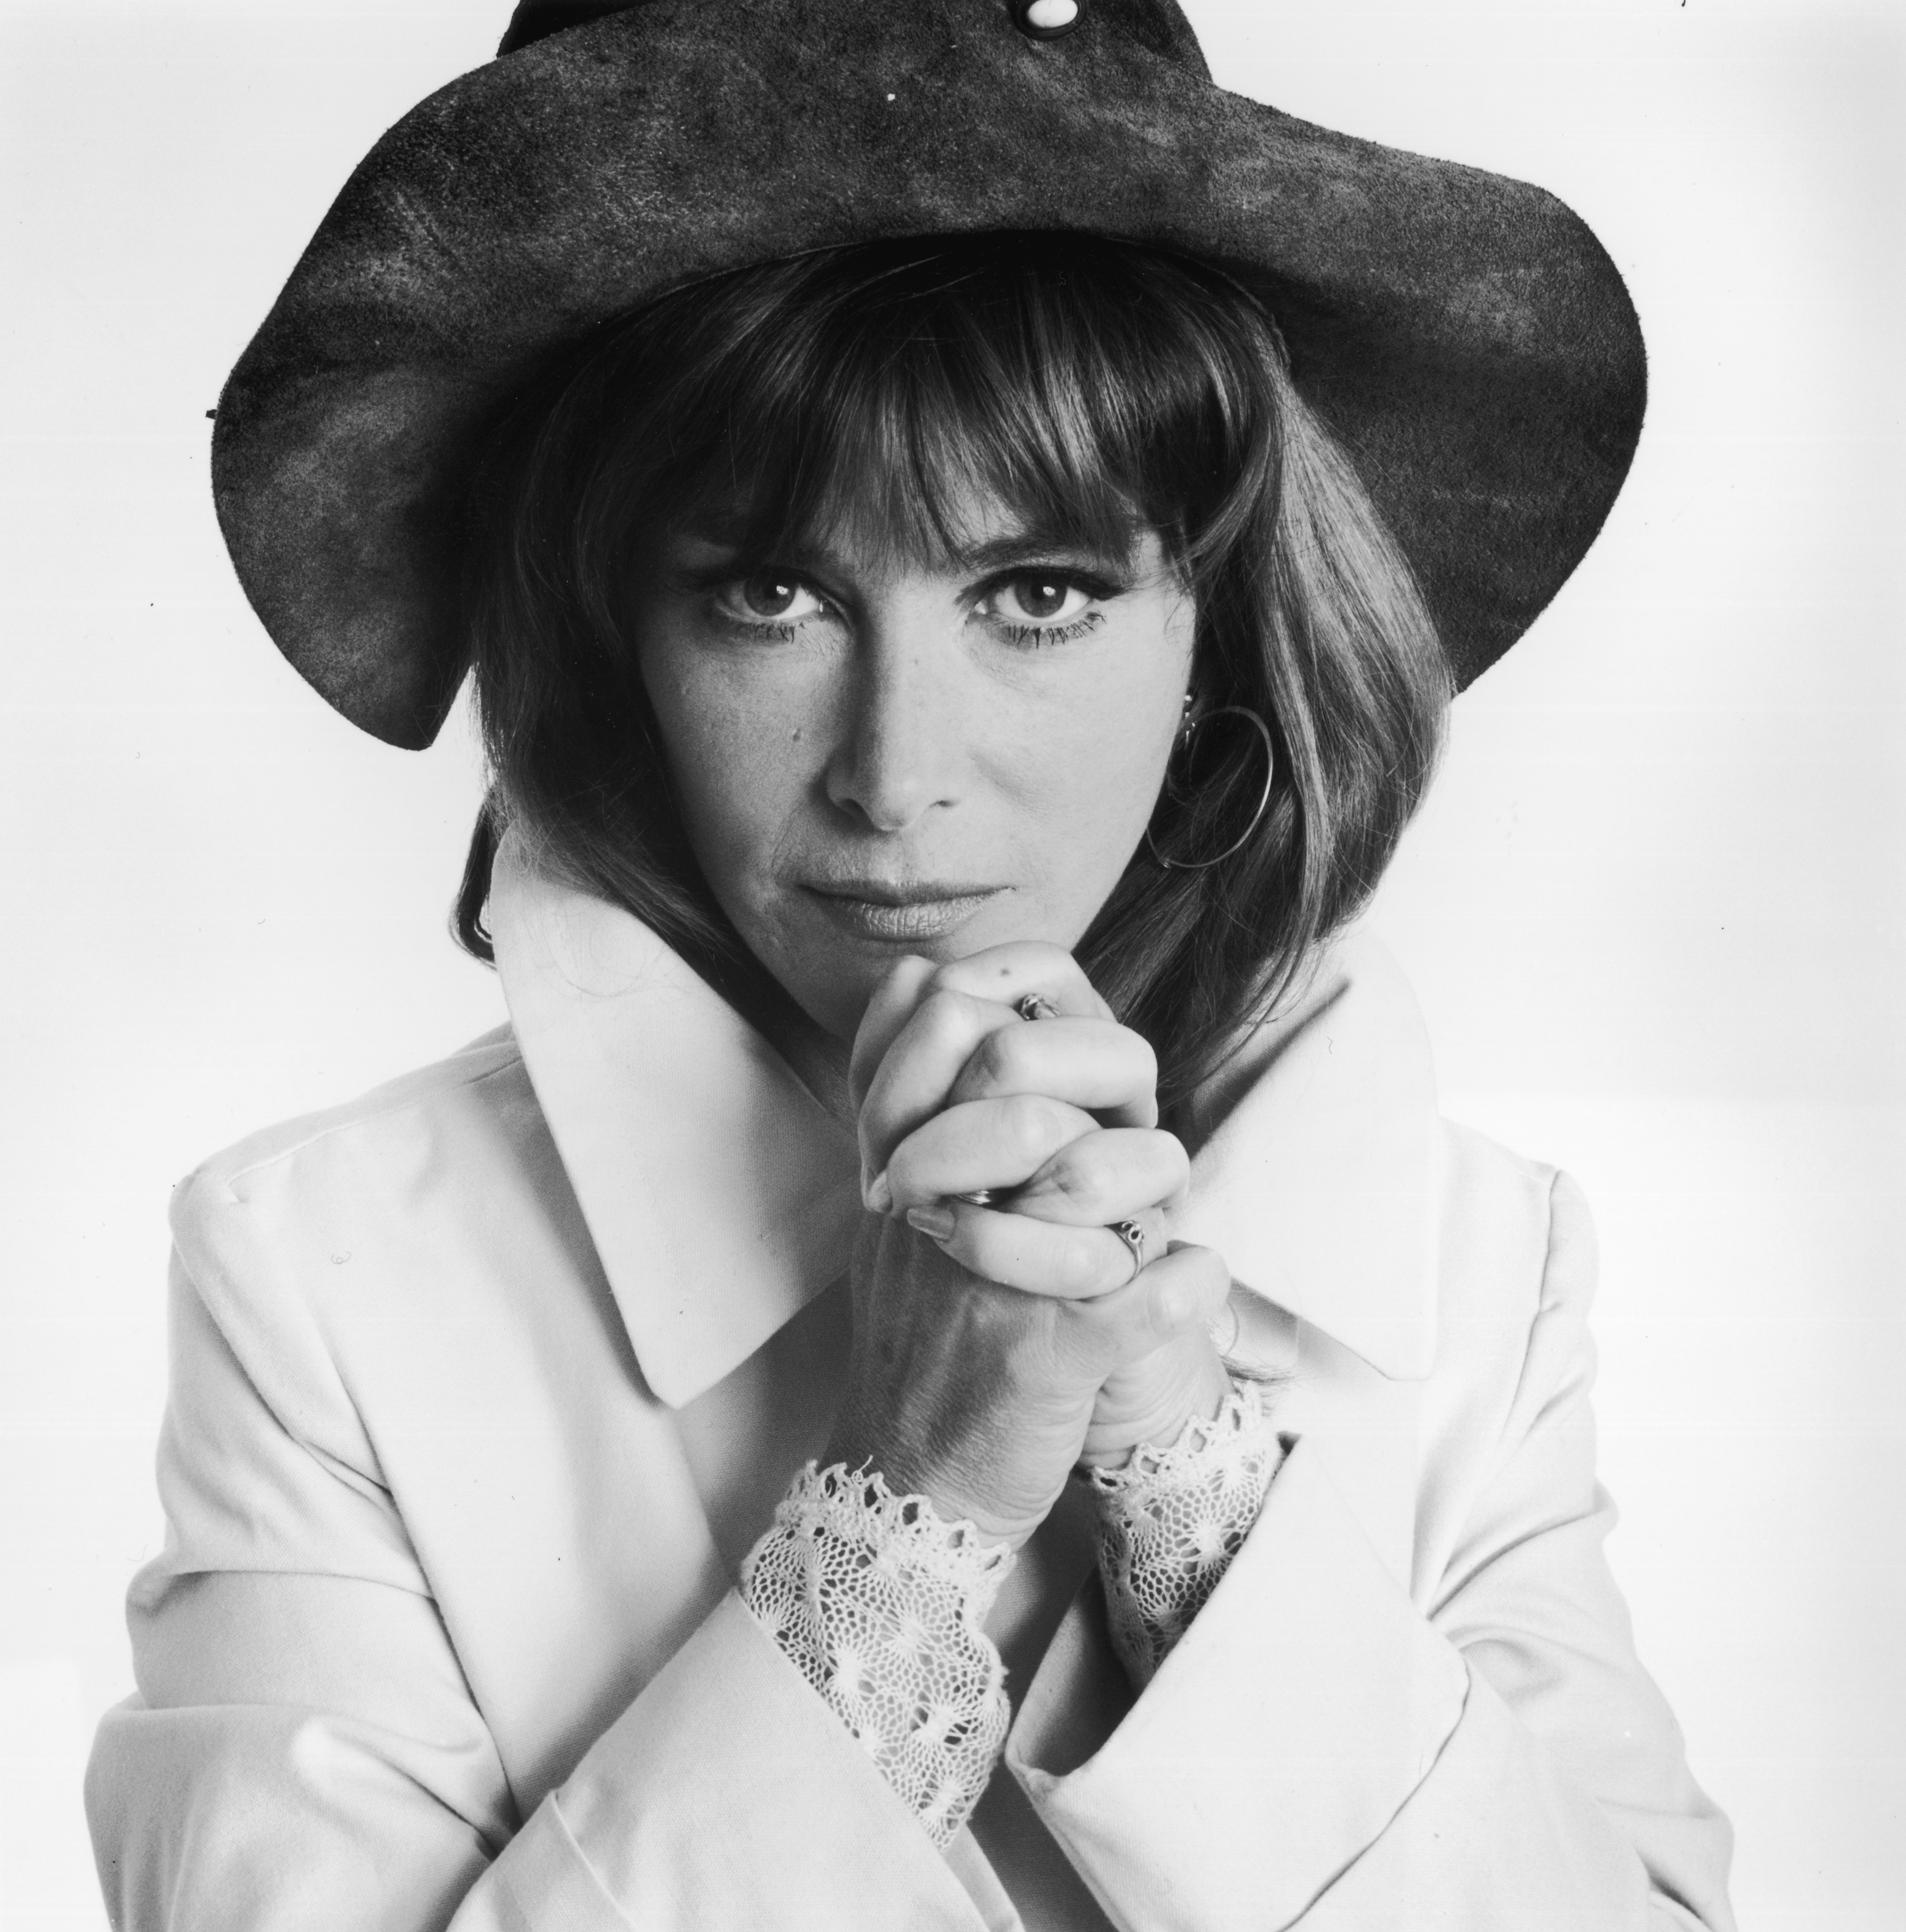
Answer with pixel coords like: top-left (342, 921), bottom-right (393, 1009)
top-left (86, 1), bottom-right (1736, 1926)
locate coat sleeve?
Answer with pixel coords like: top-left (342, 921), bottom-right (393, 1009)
top-left (1005, 1171), bottom-right (1738, 1932)
top-left (85, 1243), bottom-right (989, 1932)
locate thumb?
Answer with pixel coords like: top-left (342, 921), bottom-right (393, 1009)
top-left (1064, 1242), bottom-right (1231, 1377)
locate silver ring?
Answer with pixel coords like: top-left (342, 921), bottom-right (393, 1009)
top-left (956, 1187), bottom-right (996, 1208)
top-left (1108, 1218), bottom-right (1147, 1283)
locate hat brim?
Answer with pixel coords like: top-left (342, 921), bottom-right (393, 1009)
top-left (212, 0), bottom-right (1645, 748)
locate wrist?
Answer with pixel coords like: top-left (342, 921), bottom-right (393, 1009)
top-left (1077, 1332), bottom-right (1231, 1473)
top-left (751, 1461), bottom-right (1018, 1602)
top-left (818, 1425), bottom-right (1038, 1551)
top-left (741, 1462), bottom-right (1013, 1847)
top-left (1086, 1378), bottom-right (1283, 1688)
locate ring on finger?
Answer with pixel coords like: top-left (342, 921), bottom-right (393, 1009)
top-left (1108, 1217), bottom-right (1147, 1284)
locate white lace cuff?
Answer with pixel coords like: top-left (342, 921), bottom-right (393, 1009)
top-left (1085, 1380), bottom-right (1283, 1688)
top-left (738, 1463), bottom-right (1015, 1847)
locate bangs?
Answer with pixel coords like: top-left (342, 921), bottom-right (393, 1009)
top-left (596, 234), bottom-right (1279, 586)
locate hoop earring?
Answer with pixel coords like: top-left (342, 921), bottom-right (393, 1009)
top-left (1144, 705), bottom-right (1276, 872)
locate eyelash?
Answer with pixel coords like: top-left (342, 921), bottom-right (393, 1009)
top-left (725, 618), bottom-right (802, 642)
top-left (981, 570), bottom-right (1122, 646)
top-left (993, 613), bottom-right (1103, 648)
top-left (706, 572), bottom-right (1117, 646)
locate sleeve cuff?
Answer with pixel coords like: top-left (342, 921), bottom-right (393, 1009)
top-left (540, 1590), bottom-right (987, 1930)
top-left (1006, 1438), bottom-right (1468, 1930)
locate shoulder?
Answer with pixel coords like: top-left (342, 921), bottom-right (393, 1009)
top-left (1432, 1115), bottom-right (1598, 1432)
top-left (1434, 1118), bottom-right (1594, 1309)
top-left (171, 1025), bottom-right (557, 1257)
top-left (175, 1025), bottom-right (529, 1211)
top-left (166, 1028), bottom-right (585, 1443)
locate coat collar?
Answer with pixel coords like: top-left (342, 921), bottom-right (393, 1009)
top-left (489, 832), bottom-right (1441, 1408)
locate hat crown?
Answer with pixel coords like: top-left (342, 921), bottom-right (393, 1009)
top-left (499, 0), bottom-right (1208, 71)
top-left (216, 0), bottom-right (1643, 746)
top-left (499, 1), bottom-right (628, 55)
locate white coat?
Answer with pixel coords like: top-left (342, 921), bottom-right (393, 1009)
top-left (86, 840), bottom-right (1736, 1930)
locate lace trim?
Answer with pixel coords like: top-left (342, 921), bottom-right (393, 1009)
top-left (1086, 1380), bottom-right (1283, 1688)
top-left (739, 1463), bottom-right (1014, 1847)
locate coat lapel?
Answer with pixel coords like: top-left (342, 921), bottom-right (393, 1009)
top-left (490, 837), bottom-right (1440, 1406)
top-left (1170, 947), bottom-right (1442, 1380)
top-left (489, 833), bottom-right (862, 1409)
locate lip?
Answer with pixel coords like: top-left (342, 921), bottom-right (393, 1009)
top-left (800, 880), bottom-right (1005, 944)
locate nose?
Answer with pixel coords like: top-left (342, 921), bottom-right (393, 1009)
top-left (823, 600), bottom-right (967, 834)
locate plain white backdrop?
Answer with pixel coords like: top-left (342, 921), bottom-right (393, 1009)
top-left (1, 1), bottom-right (1900, 1925)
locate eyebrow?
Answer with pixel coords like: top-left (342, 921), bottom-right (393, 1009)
top-left (669, 523), bottom-right (1140, 581)
top-left (948, 531), bottom-right (1139, 577)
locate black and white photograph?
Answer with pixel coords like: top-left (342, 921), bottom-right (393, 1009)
top-left (1, 2), bottom-right (1899, 1927)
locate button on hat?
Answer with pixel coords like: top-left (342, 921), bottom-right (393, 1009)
top-left (212, 0), bottom-right (1645, 748)
top-left (1020, 0), bottom-right (1083, 37)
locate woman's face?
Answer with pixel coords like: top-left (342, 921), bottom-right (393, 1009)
top-left (630, 493), bottom-right (1196, 1042)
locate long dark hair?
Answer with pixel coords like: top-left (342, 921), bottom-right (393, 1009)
top-left (457, 232), bottom-right (1449, 1112)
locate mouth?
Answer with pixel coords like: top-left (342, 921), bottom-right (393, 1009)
top-left (799, 879), bottom-right (1007, 944)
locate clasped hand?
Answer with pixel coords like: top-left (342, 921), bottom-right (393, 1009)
top-left (823, 943), bottom-right (1232, 1551)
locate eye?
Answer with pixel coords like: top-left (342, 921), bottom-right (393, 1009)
top-left (715, 571), bottom-right (829, 627)
top-left (982, 574), bottom-right (1098, 629)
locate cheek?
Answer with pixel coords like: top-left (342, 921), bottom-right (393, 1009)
top-left (1024, 704), bottom-right (1176, 864)
top-left (1011, 610), bottom-right (1189, 860)
top-left (637, 632), bottom-right (819, 887)
top-left (1032, 707), bottom-right (1164, 800)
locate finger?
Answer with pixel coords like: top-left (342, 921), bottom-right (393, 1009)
top-left (919, 943), bottom-right (1114, 1023)
top-left (906, 1199), bottom-right (1167, 1301)
top-left (854, 946), bottom-right (1131, 1207)
top-left (886, 1095), bottom-right (1101, 1212)
top-left (1063, 1242), bottom-right (1234, 1376)
top-left (859, 989), bottom-right (1027, 1192)
top-left (848, 944), bottom-right (1105, 1115)
top-left (848, 955), bottom-right (941, 1112)
top-left (945, 1017), bottom-right (1158, 1130)
top-left (1005, 1127), bottom-right (1189, 1227)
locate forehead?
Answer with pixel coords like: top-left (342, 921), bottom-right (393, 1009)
top-left (675, 474), bottom-right (1151, 578)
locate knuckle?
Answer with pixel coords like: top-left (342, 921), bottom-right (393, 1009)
top-left (1048, 1158), bottom-right (1113, 1218)
top-left (918, 987), bottom-right (971, 1044)
top-left (966, 1287), bottom-right (1025, 1346)
top-left (1147, 1278), bottom-right (1192, 1339)
top-left (1003, 1093), bottom-right (1065, 1163)
top-left (883, 1138), bottom-right (927, 1196)
top-left (888, 955), bottom-right (936, 1000)
top-left (1027, 1231), bottom-right (1096, 1300)
top-left (1061, 1238), bottom-right (1110, 1297)
top-left (967, 1027), bottom-right (1021, 1090)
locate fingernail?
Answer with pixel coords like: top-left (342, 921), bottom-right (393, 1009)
top-left (866, 1169), bottom-right (893, 1215)
top-left (906, 1204), bottom-right (956, 1242)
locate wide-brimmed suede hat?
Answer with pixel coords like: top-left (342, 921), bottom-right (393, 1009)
top-left (212, 0), bottom-right (1645, 749)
